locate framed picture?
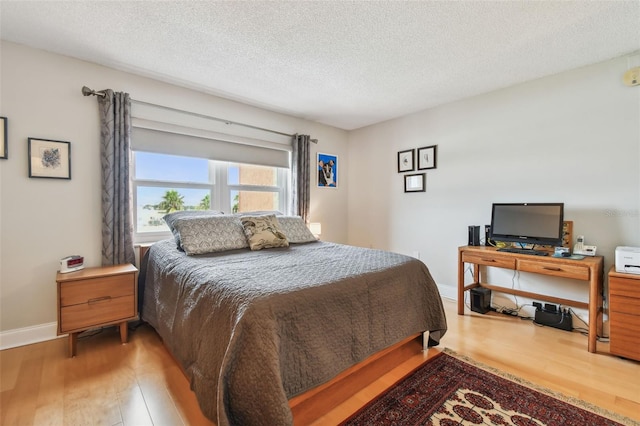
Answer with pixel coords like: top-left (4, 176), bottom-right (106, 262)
top-left (0, 117), bottom-right (7, 160)
top-left (28, 138), bottom-right (71, 179)
top-left (317, 152), bottom-right (338, 188)
top-left (404, 173), bottom-right (426, 193)
top-left (417, 145), bottom-right (437, 170)
top-left (397, 149), bottom-right (415, 172)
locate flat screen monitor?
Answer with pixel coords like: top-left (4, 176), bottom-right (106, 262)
top-left (490, 203), bottom-right (564, 247)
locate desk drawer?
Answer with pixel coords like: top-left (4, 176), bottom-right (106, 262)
top-left (60, 294), bottom-right (135, 332)
top-left (518, 260), bottom-right (589, 280)
top-left (60, 274), bottom-right (134, 307)
top-left (462, 252), bottom-right (515, 269)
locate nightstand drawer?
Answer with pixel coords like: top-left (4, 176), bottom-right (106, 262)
top-left (60, 275), bottom-right (134, 307)
top-left (462, 252), bottom-right (515, 269)
top-left (60, 294), bottom-right (135, 332)
top-left (518, 260), bottom-right (589, 280)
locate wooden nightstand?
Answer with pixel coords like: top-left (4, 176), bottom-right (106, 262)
top-left (608, 266), bottom-right (640, 361)
top-left (56, 264), bottom-right (138, 357)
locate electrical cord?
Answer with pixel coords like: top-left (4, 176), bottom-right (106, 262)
top-left (568, 307), bottom-right (610, 339)
top-left (465, 265), bottom-right (474, 279)
top-left (491, 300), bottom-right (537, 320)
top-left (510, 269), bottom-right (520, 308)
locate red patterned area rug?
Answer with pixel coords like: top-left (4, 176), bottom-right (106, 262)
top-left (340, 349), bottom-right (638, 426)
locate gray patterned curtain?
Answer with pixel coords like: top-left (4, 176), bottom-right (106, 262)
top-left (291, 134), bottom-right (310, 223)
top-left (97, 90), bottom-right (135, 266)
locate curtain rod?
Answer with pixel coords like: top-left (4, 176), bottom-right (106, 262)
top-left (81, 86), bottom-right (318, 143)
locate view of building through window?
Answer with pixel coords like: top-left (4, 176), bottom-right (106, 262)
top-left (133, 152), bottom-right (288, 238)
top-left (231, 164), bottom-right (279, 213)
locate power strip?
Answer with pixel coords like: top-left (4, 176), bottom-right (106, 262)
top-left (533, 303), bottom-right (572, 331)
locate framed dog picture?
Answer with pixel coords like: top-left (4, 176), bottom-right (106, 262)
top-left (317, 152), bottom-right (338, 188)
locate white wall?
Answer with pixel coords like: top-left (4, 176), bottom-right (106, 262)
top-left (347, 56), bottom-right (640, 313)
top-left (0, 41), bottom-right (348, 342)
top-left (2, 41), bottom-right (638, 346)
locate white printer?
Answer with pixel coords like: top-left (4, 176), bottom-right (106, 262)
top-left (615, 246), bottom-right (640, 275)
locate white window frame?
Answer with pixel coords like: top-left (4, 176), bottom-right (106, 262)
top-left (223, 164), bottom-right (289, 215)
top-left (132, 153), bottom-right (290, 244)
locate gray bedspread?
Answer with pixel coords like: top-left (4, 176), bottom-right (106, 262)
top-left (142, 239), bottom-right (447, 426)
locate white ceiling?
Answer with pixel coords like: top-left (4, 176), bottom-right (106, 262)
top-left (1, 1), bottom-right (639, 130)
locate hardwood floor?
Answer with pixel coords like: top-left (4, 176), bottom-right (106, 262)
top-left (1, 298), bottom-right (638, 425)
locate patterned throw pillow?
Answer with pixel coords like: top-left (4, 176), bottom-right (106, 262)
top-left (164, 210), bottom-right (224, 248)
top-left (277, 216), bottom-right (318, 243)
top-left (240, 215), bottom-right (290, 251)
top-left (173, 215), bottom-right (249, 255)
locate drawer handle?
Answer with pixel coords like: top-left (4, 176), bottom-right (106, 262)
top-left (542, 267), bottom-right (562, 272)
top-left (88, 296), bottom-right (112, 305)
top-left (481, 258), bottom-right (496, 262)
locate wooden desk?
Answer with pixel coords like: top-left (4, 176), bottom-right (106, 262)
top-left (457, 246), bottom-right (604, 353)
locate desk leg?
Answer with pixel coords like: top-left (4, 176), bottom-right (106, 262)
top-left (458, 251), bottom-right (465, 315)
top-left (588, 272), bottom-right (602, 353)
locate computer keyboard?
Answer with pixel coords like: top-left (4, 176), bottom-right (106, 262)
top-left (497, 247), bottom-right (548, 256)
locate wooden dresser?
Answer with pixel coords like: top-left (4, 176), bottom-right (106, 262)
top-left (56, 264), bottom-right (138, 357)
top-left (608, 267), bottom-right (640, 361)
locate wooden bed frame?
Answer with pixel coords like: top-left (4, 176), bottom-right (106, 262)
top-left (161, 331), bottom-right (424, 425)
top-left (289, 332), bottom-right (424, 424)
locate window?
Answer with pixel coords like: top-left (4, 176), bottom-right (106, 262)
top-left (228, 163), bottom-right (281, 213)
top-left (133, 151), bottom-right (290, 242)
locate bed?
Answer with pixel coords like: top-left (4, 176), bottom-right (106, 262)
top-left (140, 213), bottom-right (447, 426)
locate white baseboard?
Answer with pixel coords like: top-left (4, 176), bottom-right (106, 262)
top-left (437, 283), bottom-right (457, 301)
top-left (0, 322), bottom-right (61, 350)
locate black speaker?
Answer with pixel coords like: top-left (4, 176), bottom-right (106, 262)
top-left (468, 225), bottom-right (480, 246)
top-left (470, 287), bottom-right (491, 314)
top-left (484, 225), bottom-right (494, 246)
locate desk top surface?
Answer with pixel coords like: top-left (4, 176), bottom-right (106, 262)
top-left (459, 245), bottom-right (604, 267)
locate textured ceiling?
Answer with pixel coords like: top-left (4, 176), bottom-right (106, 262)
top-left (1, 1), bottom-right (639, 130)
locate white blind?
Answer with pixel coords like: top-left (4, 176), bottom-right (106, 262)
top-left (131, 126), bottom-right (290, 168)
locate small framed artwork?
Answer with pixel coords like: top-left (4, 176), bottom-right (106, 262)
top-left (317, 152), bottom-right (338, 188)
top-left (417, 145), bottom-right (437, 170)
top-left (0, 117), bottom-right (7, 159)
top-left (28, 138), bottom-right (71, 179)
top-left (397, 149), bottom-right (415, 172)
top-left (404, 173), bottom-right (426, 193)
